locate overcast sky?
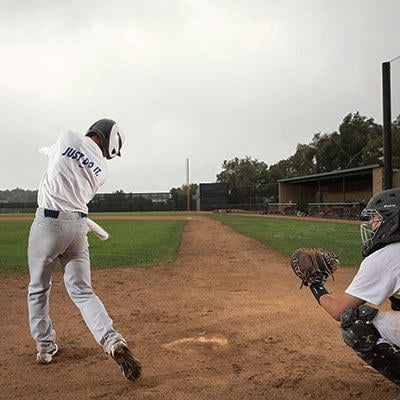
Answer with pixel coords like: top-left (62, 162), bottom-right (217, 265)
top-left (1, 0), bottom-right (400, 193)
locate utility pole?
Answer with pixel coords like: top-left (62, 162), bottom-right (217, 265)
top-left (382, 61), bottom-right (393, 189)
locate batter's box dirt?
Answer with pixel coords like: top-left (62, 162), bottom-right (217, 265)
top-left (0, 215), bottom-right (397, 400)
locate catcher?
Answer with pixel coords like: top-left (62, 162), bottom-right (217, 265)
top-left (291, 188), bottom-right (400, 395)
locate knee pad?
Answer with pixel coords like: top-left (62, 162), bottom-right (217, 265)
top-left (376, 342), bottom-right (400, 370)
top-left (370, 342), bottom-right (400, 386)
top-left (341, 305), bottom-right (400, 386)
top-left (340, 305), bottom-right (380, 353)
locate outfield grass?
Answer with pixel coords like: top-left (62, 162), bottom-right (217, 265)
top-left (0, 213), bottom-right (364, 276)
top-left (213, 214), bottom-right (363, 268)
top-left (0, 219), bottom-right (184, 275)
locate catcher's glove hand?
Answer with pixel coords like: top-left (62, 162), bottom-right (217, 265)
top-left (290, 248), bottom-right (338, 288)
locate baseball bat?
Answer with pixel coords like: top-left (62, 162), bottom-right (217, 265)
top-left (87, 218), bottom-right (110, 241)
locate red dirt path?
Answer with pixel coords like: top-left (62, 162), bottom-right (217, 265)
top-left (0, 215), bottom-right (397, 400)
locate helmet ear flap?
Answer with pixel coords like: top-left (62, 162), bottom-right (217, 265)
top-left (385, 212), bottom-right (400, 236)
top-left (106, 124), bottom-right (125, 159)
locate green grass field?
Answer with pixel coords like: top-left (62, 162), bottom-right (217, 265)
top-left (0, 213), bottom-right (363, 276)
top-left (0, 219), bottom-right (184, 275)
top-left (214, 214), bottom-right (363, 267)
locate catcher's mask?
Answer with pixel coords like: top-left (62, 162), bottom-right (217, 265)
top-left (360, 188), bottom-right (400, 257)
top-left (86, 118), bottom-right (125, 160)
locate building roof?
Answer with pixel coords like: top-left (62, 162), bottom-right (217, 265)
top-left (277, 164), bottom-right (380, 184)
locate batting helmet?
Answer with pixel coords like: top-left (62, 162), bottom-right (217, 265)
top-left (86, 118), bottom-right (125, 159)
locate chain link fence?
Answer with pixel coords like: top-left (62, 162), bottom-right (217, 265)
top-left (226, 183), bottom-right (279, 213)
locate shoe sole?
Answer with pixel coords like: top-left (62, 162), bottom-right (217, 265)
top-left (111, 343), bottom-right (142, 381)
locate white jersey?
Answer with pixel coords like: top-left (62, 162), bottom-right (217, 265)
top-left (345, 242), bottom-right (400, 306)
top-left (37, 130), bottom-right (108, 213)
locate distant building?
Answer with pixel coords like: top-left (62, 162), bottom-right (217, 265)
top-left (278, 164), bottom-right (400, 212)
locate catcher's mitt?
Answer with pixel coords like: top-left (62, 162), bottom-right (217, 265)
top-left (290, 248), bottom-right (338, 288)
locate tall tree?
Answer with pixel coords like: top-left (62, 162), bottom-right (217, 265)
top-left (289, 143), bottom-right (316, 176)
top-left (170, 184), bottom-right (198, 197)
top-left (313, 132), bottom-right (343, 172)
top-left (0, 188), bottom-right (38, 202)
top-left (337, 112), bottom-right (381, 169)
top-left (216, 156), bottom-right (269, 188)
top-left (267, 159), bottom-right (294, 182)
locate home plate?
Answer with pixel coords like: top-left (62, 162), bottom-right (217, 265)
top-left (162, 334), bottom-right (228, 350)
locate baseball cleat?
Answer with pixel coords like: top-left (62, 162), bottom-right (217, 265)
top-left (110, 341), bottom-right (142, 381)
top-left (36, 343), bottom-right (59, 364)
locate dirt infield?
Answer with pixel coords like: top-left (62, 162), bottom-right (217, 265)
top-left (1, 215), bottom-right (397, 400)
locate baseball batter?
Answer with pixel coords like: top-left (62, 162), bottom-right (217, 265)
top-left (301, 188), bottom-right (400, 396)
top-left (27, 118), bottom-right (141, 381)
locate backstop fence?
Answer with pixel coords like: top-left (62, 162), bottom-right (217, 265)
top-left (0, 202), bottom-right (37, 213)
top-left (0, 193), bottom-right (197, 213)
top-left (307, 202), bottom-right (363, 220)
top-left (0, 187), bottom-right (364, 220)
top-left (225, 183), bottom-right (279, 213)
top-left (88, 192), bottom-right (197, 212)
top-left (89, 192), bottom-right (173, 212)
top-left (265, 202), bottom-right (298, 216)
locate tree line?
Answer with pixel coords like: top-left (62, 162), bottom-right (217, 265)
top-left (214, 112), bottom-right (400, 189)
top-left (2, 111), bottom-right (399, 204)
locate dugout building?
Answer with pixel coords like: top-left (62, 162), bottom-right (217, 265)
top-left (277, 164), bottom-right (400, 218)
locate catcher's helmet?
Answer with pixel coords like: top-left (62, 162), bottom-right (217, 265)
top-left (360, 188), bottom-right (400, 257)
top-left (86, 118), bottom-right (125, 159)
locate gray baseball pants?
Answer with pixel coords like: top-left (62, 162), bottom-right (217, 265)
top-left (27, 208), bottom-right (123, 354)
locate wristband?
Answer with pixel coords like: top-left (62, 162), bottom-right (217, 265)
top-left (309, 283), bottom-right (329, 304)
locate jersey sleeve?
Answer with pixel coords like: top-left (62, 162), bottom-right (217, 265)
top-left (345, 257), bottom-right (397, 306)
top-left (38, 131), bottom-right (69, 156)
